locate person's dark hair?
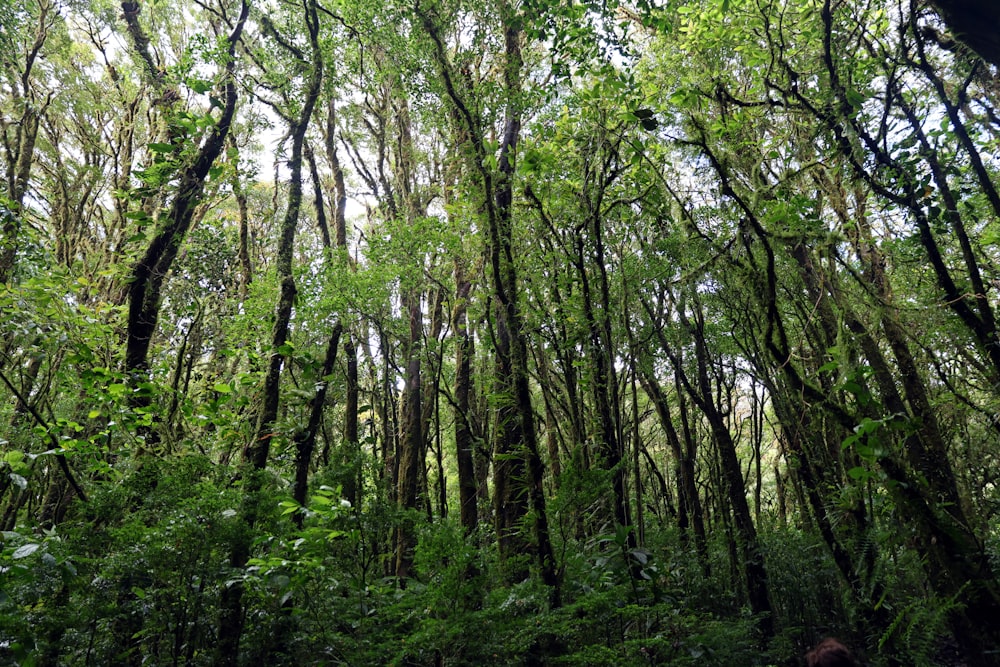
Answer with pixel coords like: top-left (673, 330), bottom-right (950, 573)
top-left (806, 638), bottom-right (857, 667)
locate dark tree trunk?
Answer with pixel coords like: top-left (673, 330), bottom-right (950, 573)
top-left (422, 2), bottom-right (558, 605)
top-left (0, 0), bottom-right (51, 284)
top-left (639, 364), bottom-right (709, 574)
top-left (321, 96), bottom-right (360, 508)
top-left (929, 0), bottom-right (1000, 67)
top-left (454, 260), bottom-right (478, 534)
top-left (395, 288), bottom-right (423, 581)
top-left (292, 323), bottom-right (343, 527)
top-left (123, 1), bottom-right (247, 433)
top-left (216, 3), bottom-right (316, 663)
top-left (343, 336), bottom-right (360, 507)
top-left (664, 293), bottom-right (773, 639)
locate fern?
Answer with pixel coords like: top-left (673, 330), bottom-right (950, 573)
top-left (878, 584), bottom-right (965, 666)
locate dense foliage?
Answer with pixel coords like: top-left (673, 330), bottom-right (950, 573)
top-left (2, 0), bottom-right (1000, 664)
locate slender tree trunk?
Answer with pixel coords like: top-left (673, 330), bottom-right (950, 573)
top-left (421, 2), bottom-right (558, 604)
top-left (234, 161), bottom-right (252, 297)
top-left (629, 359), bottom-right (645, 545)
top-left (343, 336), bottom-right (360, 507)
top-left (639, 364), bottom-right (709, 574)
top-left (574, 228), bottom-right (633, 550)
top-left (123, 2), bottom-right (247, 443)
top-left (421, 286), bottom-right (446, 518)
top-left (672, 295), bottom-right (773, 638)
top-left (454, 259), bottom-right (478, 534)
top-left (292, 324), bottom-right (342, 526)
top-left (0, 105), bottom-right (38, 284)
top-left (216, 3), bottom-right (316, 663)
top-left (0, 0), bottom-right (52, 284)
top-left (321, 97), bottom-right (361, 508)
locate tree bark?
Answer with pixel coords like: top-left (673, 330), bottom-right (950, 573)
top-left (124, 1), bottom-right (247, 418)
top-left (0, 0), bottom-right (52, 284)
top-left (394, 287), bottom-right (423, 580)
top-left (420, 2), bottom-right (559, 603)
top-left (454, 259), bottom-right (478, 534)
top-left (216, 3), bottom-right (317, 663)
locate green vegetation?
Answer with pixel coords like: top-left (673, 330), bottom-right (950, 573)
top-left (2, 0), bottom-right (1000, 664)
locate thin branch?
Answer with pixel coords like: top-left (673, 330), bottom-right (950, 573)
top-left (0, 365), bottom-right (88, 502)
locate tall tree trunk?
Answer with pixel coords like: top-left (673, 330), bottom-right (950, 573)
top-left (321, 96), bottom-right (361, 508)
top-left (638, 363), bottom-right (709, 574)
top-left (0, 0), bottom-right (52, 284)
top-left (421, 286), bottom-right (446, 518)
top-left (123, 2), bottom-right (248, 438)
top-left (629, 358), bottom-right (645, 545)
top-left (395, 287), bottom-right (423, 580)
top-left (292, 324), bottom-right (342, 526)
top-left (573, 225), bottom-right (632, 549)
top-left (216, 3), bottom-right (318, 663)
top-left (454, 259), bottom-right (478, 535)
top-left (667, 293), bottom-right (773, 638)
top-left (421, 2), bottom-right (558, 603)
top-left (343, 335), bottom-right (360, 507)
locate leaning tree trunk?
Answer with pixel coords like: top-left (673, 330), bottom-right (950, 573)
top-left (122, 1), bottom-right (248, 440)
top-left (660, 292), bottom-right (773, 639)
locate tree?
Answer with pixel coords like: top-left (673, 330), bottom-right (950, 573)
top-left (421, 0), bottom-right (559, 600)
top-left (6, 0), bottom-right (1000, 663)
top-left (123, 0), bottom-right (249, 434)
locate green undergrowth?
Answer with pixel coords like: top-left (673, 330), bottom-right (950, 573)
top-left (0, 458), bottom-right (973, 666)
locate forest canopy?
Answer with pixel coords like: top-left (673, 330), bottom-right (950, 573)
top-left (2, 0), bottom-right (1000, 665)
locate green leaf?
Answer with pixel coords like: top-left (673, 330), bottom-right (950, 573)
top-left (148, 142), bottom-right (174, 153)
top-left (213, 382), bottom-right (232, 394)
top-left (669, 88), bottom-right (693, 107)
top-left (12, 543), bottom-right (40, 559)
top-left (8, 473), bottom-right (27, 491)
top-left (629, 549), bottom-right (649, 565)
top-left (189, 79), bottom-right (212, 94)
top-left (841, 380), bottom-right (863, 397)
top-left (847, 466), bottom-right (871, 481)
top-left (845, 88), bottom-right (865, 109)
